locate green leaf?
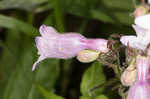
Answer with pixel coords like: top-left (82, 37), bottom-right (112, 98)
top-left (38, 85), bottom-right (64, 99)
top-left (0, 0), bottom-right (49, 11)
top-left (2, 37), bottom-right (60, 99)
top-left (67, 0), bottom-right (134, 25)
top-left (53, 0), bottom-right (65, 32)
top-left (0, 14), bottom-right (38, 36)
top-left (80, 95), bottom-right (108, 99)
top-left (80, 61), bottom-right (106, 97)
top-left (0, 30), bottom-right (22, 99)
top-left (80, 96), bottom-right (91, 99)
top-left (43, 13), bottom-right (56, 26)
top-left (65, 0), bottom-right (93, 18)
top-left (94, 95), bottom-right (108, 99)
top-left (91, 0), bottom-right (134, 25)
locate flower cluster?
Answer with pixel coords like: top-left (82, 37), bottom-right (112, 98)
top-left (32, 6), bottom-right (150, 99)
top-left (32, 25), bottom-right (109, 71)
top-left (120, 12), bottom-right (150, 99)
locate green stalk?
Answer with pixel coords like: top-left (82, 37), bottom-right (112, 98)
top-left (53, 0), bottom-right (65, 32)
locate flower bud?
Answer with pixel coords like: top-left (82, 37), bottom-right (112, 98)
top-left (133, 6), bottom-right (147, 17)
top-left (121, 69), bottom-right (137, 86)
top-left (121, 58), bottom-right (137, 86)
top-left (77, 50), bottom-right (100, 63)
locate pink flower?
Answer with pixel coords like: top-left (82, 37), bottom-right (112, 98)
top-left (32, 25), bottom-right (109, 71)
top-left (120, 14), bottom-right (150, 51)
top-left (127, 55), bottom-right (150, 99)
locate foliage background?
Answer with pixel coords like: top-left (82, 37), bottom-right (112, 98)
top-left (0, 0), bottom-right (137, 99)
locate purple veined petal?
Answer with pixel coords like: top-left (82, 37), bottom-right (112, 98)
top-left (35, 36), bottom-right (51, 56)
top-left (39, 24), bottom-right (58, 37)
top-left (135, 14), bottom-right (150, 30)
top-left (35, 36), bottom-right (43, 55)
top-left (85, 39), bottom-right (109, 53)
top-left (128, 56), bottom-right (150, 99)
top-left (136, 56), bottom-right (150, 82)
top-left (32, 55), bottom-right (46, 71)
top-left (35, 32), bottom-right (88, 59)
top-left (128, 84), bottom-right (150, 99)
top-left (55, 33), bottom-right (88, 58)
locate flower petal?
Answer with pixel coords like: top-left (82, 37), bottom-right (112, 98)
top-left (120, 36), bottom-right (147, 50)
top-left (39, 24), bottom-right (58, 37)
top-left (128, 56), bottom-right (150, 99)
top-left (32, 55), bottom-right (46, 71)
top-left (35, 36), bottom-right (52, 56)
top-left (120, 36), bottom-right (137, 46)
top-left (85, 39), bottom-right (109, 53)
top-left (55, 33), bottom-right (87, 58)
top-left (135, 14), bottom-right (150, 30)
top-left (132, 25), bottom-right (147, 37)
top-left (35, 36), bottom-right (43, 55)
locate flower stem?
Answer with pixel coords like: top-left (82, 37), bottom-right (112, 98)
top-left (53, 0), bottom-right (65, 32)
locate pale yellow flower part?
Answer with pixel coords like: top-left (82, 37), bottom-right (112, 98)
top-left (77, 50), bottom-right (100, 63)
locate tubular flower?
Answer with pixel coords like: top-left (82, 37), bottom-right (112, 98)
top-left (127, 55), bottom-right (150, 99)
top-left (32, 25), bottom-right (109, 71)
top-left (120, 13), bottom-right (150, 52)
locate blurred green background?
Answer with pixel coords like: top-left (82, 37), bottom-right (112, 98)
top-left (0, 0), bottom-right (137, 99)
